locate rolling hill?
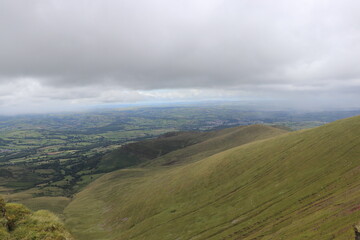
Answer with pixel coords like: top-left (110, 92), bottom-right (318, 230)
top-left (97, 125), bottom-right (287, 170)
top-left (64, 116), bottom-right (360, 239)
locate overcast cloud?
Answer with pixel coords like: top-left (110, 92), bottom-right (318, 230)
top-left (0, 0), bottom-right (359, 114)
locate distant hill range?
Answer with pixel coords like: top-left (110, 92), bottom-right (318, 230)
top-left (64, 115), bottom-right (360, 239)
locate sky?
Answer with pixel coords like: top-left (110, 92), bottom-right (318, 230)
top-left (0, 0), bottom-right (360, 114)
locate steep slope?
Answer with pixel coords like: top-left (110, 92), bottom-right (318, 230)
top-left (97, 131), bottom-right (210, 172)
top-left (97, 125), bottom-right (287, 171)
top-left (145, 124), bottom-right (288, 166)
top-left (65, 116), bottom-right (360, 239)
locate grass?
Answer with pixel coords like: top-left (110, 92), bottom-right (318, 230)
top-left (97, 131), bottom-right (211, 172)
top-left (64, 115), bottom-right (360, 240)
top-left (64, 125), bottom-right (287, 239)
top-left (18, 197), bottom-right (71, 215)
top-left (99, 125), bottom-right (287, 171)
top-left (0, 197), bottom-right (73, 239)
top-left (145, 124), bottom-right (288, 167)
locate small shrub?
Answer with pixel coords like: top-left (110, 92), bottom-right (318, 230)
top-left (5, 203), bottom-right (31, 231)
top-left (0, 196), bottom-right (73, 240)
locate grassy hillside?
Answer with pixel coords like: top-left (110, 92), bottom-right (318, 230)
top-left (145, 124), bottom-right (288, 166)
top-left (96, 131), bottom-right (210, 172)
top-left (65, 125), bottom-right (287, 239)
top-left (65, 116), bottom-right (360, 239)
top-left (1, 124), bottom-right (285, 222)
top-left (98, 125), bottom-right (287, 171)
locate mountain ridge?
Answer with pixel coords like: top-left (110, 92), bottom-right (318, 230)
top-left (65, 116), bottom-right (360, 239)
top-left (98, 124), bottom-right (287, 171)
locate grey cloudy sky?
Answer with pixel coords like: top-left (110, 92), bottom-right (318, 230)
top-left (0, 0), bottom-right (359, 114)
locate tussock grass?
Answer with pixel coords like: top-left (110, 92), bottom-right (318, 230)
top-left (0, 197), bottom-right (73, 240)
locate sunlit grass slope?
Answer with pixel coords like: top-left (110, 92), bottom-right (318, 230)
top-left (97, 131), bottom-right (210, 171)
top-left (146, 124), bottom-right (288, 166)
top-left (99, 125), bottom-right (287, 171)
top-left (65, 116), bottom-right (360, 239)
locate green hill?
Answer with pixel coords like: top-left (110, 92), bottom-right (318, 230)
top-left (97, 125), bottom-right (287, 171)
top-left (65, 116), bottom-right (360, 239)
top-left (96, 131), bottom-right (210, 172)
top-left (145, 124), bottom-right (288, 167)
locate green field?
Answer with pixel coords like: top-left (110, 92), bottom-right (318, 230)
top-left (64, 115), bottom-right (360, 239)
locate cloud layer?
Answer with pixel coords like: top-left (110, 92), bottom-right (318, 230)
top-left (0, 0), bottom-right (359, 113)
